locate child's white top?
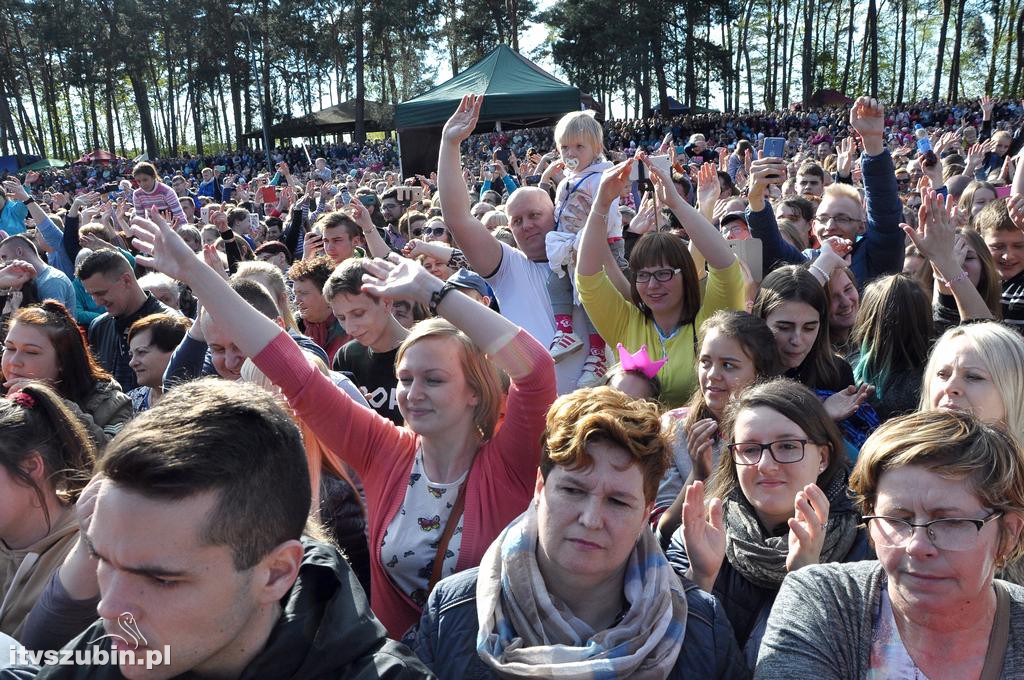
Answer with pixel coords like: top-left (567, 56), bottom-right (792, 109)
top-left (552, 159), bottom-right (621, 239)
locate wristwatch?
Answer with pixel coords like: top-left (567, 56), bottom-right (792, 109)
top-left (23, 196), bottom-right (35, 205)
top-left (428, 282), bottom-right (458, 316)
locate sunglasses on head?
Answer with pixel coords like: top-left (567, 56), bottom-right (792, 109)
top-left (412, 226), bottom-right (446, 238)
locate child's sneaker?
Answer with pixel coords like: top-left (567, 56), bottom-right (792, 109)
top-left (549, 331), bottom-right (584, 362)
top-left (577, 354), bottom-right (608, 388)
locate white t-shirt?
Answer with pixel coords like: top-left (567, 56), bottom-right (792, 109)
top-left (485, 242), bottom-right (590, 393)
top-left (380, 452), bottom-right (465, 609)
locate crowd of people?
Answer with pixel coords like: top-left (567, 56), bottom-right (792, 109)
top-left (0, 89), bottom-right (1022, 678)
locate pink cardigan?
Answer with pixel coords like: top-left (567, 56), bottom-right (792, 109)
top-left (254, 329), bottom-right (556, 638)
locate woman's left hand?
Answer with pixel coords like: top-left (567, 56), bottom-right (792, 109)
top-left (361, 252), bottom-right (439, 304)
top-left (787, 483), bottom-right (831, 572)
top-left (823, 383), bottom-right (874, 421)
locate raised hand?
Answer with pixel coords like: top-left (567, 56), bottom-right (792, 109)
top-left (681, 480), bottom-right (726, 592)
top-left (818, 235), bottom-right (854, 268)
top-left (345, 198), bottom-right (374, 232)
top-left (747, 157), bottom-right (788, 211)
top-left (849, 96), bottom-right (884, 154)
top-left (836, 136), bottom-right (855, 178)
top-left (0, 260), bottom-right (36, 289)
top-left (980, 94), bottom-right (994, 121)
top-left (203, 244), bottom-right (229, 280)
top-left (696, 162), bottom-right (721, 213)
top-left (2, 178), bottom-right (30, 202)
top-left (686, 418), bottom-right (718, 482)
top-left (442, 94), bottom-right (483, 145)
top-left (823, 383), bottom-right (875, 420)
top-left (595, 158), bottom-right (634, 209)
top-left (360, 252), bottom-right (439, 305)
top-left (129, 210), bottom-right (201, 284)
top-left (786, 483), bottom-right (831, 572)
top-left (641, 153), bottom-right (682, 209)
top-left (1007, 194), bottom-right (1024, 231)
top-left (902, 189), bottom-right (958, 273)
top-left (302, 230), bottom-right (324, 260)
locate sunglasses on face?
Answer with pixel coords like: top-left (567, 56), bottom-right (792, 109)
top-left (412, 226), bottom-right (447, 238)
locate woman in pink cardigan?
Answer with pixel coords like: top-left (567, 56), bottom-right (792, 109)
top-left (130, 212), bottom-right (557, 641)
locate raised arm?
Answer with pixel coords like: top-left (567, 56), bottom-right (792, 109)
top-left (645, 154), bottom-right (736, 270)
top-left (577, 159), bottom-right (633, 278)
top-left (346, 197), bottom-right (391, 258)
top-left (130, 212), bottom-right (281, 358)
top-left (437, 95), bottom-right (503, 275)
top-left (362, 253), bottom-right (521, 353)
top-left (904, 189), bottom-right (993, 322)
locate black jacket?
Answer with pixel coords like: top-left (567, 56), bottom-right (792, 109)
top-left (30, 540), bottom-right (433, 679)
top-left (87, 294), bottom-right (173, 393)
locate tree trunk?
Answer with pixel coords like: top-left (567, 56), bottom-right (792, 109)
top-left (841, 0), bottom-right (855, 94)
top-left (781, 0), bottom-right (790, 107)
top-left (230, 66), bottom-right (244, 151)
top-left (128, 70), bottom-right (159, 158)
top-left (868, 0), bottom-right (878, 97)
top-left (897, 0), bottom-right (908, 102)
top-left (163, 27), bottom-right (178, 155)
top-left (802, 0), bottom-right (815, 103)
top-left (105, 67), bottom-right (116, 152)
top-left (987, 0), bottom-right (1004, 93)
top-left (651, 32), bottom-right (671, 115)
top-left (933, 0), bottom-right (952, 100)
top-left (5, 9), bottom-right (47, 156)
top-left (947, 0), bottom-right (966, 102)
top-left (354, 0), bottom-right (366, 143)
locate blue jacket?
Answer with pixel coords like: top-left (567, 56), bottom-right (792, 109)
top-left (747, 149), bottom-right (904, 287)
top-left (413, 567), bottom-right (750, 679)
top-left (0, 199), bottom-right (28, 235)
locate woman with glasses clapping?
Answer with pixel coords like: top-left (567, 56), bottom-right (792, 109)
top-left (668, 378), bottom-right (871, 666)
top-left (756, 409), bottom-right (1024, 679)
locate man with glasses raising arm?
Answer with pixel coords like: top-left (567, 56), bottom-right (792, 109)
top-left (745, 96), bottom-right (905, 289)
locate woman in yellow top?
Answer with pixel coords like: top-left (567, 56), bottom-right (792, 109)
top-left (576, 154), bottom-right (745, 407)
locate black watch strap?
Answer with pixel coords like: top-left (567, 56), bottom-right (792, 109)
top-left (23, 196), bottom-right (35, 205)
top-left (428, 283), bottom-right (458, 316)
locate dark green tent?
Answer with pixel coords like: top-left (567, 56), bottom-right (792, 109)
top-left (396, 46), bottom-right (598, 175)
top-left (396, 45), bottom-right (583, 129)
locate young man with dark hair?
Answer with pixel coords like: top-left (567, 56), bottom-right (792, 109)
top-left (254, 241), bottom-right (292, 273)
top-left (306, 212), bottom-right (364, 266)
top-left (288, 255), bottom-right (348, 359)
top-left (18, 379), bottom-right (430, 678)
top-left (77, 250), bottom-right (174, 392)
top-left (324, 258), bottom-right (408, 424)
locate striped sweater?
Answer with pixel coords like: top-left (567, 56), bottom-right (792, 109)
top-left (131, 182), bottom-right (189, 226)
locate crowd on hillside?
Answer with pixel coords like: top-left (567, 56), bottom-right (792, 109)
top-left (0, 91), bottom-right (1022, 678)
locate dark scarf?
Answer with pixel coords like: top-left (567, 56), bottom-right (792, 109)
top-left (723, 472), bottom-right (860, 590)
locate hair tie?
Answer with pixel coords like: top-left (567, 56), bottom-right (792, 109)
top-left (9, 392), bottom-right (36, 410)
top-left (616, 343), bottom-right (668, 380)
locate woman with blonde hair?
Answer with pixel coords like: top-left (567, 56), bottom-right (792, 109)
top-left (757, 409), bottom-right (1024, 678)
top-left (920, 321), bottom-right (1024, 443)
top-left (416, 387), bottom-right (746, 678)
top-left (130, 212), bottom-right (557, 641)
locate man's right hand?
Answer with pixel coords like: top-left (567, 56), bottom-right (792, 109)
top-left (441, 94), bottom-right (483, 145)
top-left (747, 157), bottom-right (788, 211)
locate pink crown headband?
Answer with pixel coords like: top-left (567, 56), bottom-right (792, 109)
top-left (616, 344), bottom-right (668, 380)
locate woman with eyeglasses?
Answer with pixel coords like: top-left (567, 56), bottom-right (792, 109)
top-left (576, 154), bottom-right (745, 407)
top-left (756, 409), bottom-right (1024, 679)
top-left (669, 378), bottom-right (870, 666)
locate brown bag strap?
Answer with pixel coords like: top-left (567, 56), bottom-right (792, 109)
top-left (428, 482), bottom-right (468, 592)
top-left (980, 581), bottom-right (1011, 680)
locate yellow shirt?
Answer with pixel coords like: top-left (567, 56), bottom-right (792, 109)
top-left (577, 260), bottom-right (745, 407)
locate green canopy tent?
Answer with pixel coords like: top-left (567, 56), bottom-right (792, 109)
top-left (18, 158), bottom-right (69, 172)
top-left (395, 45), bottom-right (600, 176)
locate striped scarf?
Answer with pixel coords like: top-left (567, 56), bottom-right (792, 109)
top-left (475, 505), bottom-right (688, 679)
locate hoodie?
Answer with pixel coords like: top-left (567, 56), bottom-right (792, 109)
top-left (29, 539), bottom-right (433, 679)
top-left (0, 508), bottom-right (78, 639)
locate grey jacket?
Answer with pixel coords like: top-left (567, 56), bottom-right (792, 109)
top-left (755, 560), bottom-right (1024, 678)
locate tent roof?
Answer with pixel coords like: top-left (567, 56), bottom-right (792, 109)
top-left (245, 100), bottom-right (393, 139)
top-left (395, 45), bottom-right (585, 130)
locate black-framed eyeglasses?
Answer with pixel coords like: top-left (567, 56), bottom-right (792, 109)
top-left (813, 214), bottom-right (862, 228)
top-left (634, 267), bottom-right (681, 284)
top-left (412, 226), bottom-right (447, 238)
top-left (863, 511), bottom-right (1003, 552)
top-left (728, 439), bottom-right (809, 465)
